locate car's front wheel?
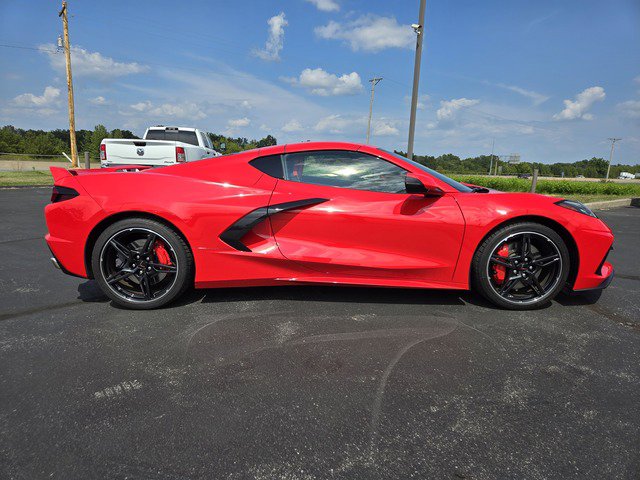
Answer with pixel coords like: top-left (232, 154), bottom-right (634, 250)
top-left (91, 218), bottom-right (193, 310)
top-left (472, 222), bottom-right (570, 310)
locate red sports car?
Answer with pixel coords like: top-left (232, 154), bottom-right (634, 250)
top-left (45, 142), bottom-right (614, 310)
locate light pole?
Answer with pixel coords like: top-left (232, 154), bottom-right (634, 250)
top-left (59, 1), bottom-right (78, 168)
top-left (488, 138), bottom-right (495, 175)
top-left (605, 137), bottom-right (621, 180)
top-left (407, 0), bottom-right (426, 160)
top-left (366, 77), bottom-right (382, 144)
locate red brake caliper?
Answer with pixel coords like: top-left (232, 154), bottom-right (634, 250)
top-left (492, 243), bottom-right (509, 284)
top-left (153, 241), bottom-right (172, 266)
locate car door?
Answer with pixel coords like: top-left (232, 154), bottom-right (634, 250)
top-left (266, 147), bottom-right (466, 284)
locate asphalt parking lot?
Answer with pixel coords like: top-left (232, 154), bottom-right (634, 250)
top-left (1, 187), bottom-right (638, 479)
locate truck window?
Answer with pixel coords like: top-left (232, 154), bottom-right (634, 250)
top-left (176, 131), bottom-right (199, 146)
top-left (199, 131), bottom-right (210, 149)
top-left (145, 129), bottom-right (165, 141)
top-left (145, 129), bottom-right (199, 146)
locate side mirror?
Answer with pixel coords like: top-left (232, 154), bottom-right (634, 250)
top-left (405, 173), bottom-right (444, 197)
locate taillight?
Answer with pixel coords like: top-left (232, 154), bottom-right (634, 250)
top-left (176, 146), bottom-right (186, 163)
top-left (51, 186), bottom-right (79, 203)
top-left (100, 143), bottom-right (107, 161)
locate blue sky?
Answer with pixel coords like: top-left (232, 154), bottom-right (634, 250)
top-left (1, 0), bottom-right (639, 164)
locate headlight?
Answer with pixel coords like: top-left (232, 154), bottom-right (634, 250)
top-left (555, 199), bottom-right (597, 218)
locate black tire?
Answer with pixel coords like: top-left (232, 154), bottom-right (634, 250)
top-left (91, 218), bottom-right (193, 310)
top-left (472, 222), bottom-right (570, 310)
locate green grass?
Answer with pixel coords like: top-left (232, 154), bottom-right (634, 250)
top-left (451, 175), bottom-right (640, 197)
top-left (0, 171), bottom-right (53, 186)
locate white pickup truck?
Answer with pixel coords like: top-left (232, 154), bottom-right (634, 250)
top-left (100, 126), bottom-right (221, 168)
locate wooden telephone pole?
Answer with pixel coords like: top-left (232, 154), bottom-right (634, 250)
top-left (59, 1), bottom-right (78, 168)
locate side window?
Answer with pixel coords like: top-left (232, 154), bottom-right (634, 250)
top-left (283, 150), bottom-right (407, 193)
top-left (250, 155), bottom-right (284, 179)
top-left (199, 131), bottom-right (210, 149)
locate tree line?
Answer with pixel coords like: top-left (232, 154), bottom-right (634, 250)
top-left (1, 125), bottom-right (637, 178)
top-left (0, 125), bottom-right (277, 159)
top-left (395, 151), bottom-right (640, 179)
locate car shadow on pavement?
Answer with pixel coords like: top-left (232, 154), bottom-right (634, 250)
top-left (555, 289), bottom-right (603, 306)
top-left (189, 285), bottom-right (469, 307)
top-left (77, 280), bottom-right (109, 303)
top-left (77, 280), bottom-right (605, 311)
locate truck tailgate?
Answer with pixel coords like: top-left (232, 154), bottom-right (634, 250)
top-left (103, 139), bottom-right (177, 166)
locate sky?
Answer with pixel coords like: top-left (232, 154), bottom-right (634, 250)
top-left (0, 0), bottom-right (639, 164)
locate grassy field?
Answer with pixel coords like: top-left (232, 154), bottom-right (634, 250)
top-left (0, 171), bottom-right (54, 186)
top-left (451, 174), bottom-right (640, 197)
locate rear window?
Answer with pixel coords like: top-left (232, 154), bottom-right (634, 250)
top-left (145, 129), bottom-right (199, 146)
top-left (144, 129), bottom-right (165, 141)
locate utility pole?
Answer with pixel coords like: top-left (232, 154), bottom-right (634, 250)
top-left (406, 0), bottom-right (426, 160)
top-left (59, 1), bottom-right (78, 168)
top-left (366, 77), bottom-right (382, 144)
top-left (488, 138), bottom-right (495, 175)
top-left (605, 137), bottom-right (621, 181)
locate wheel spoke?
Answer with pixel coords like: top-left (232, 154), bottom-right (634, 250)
top-left (490, 255), bottom-right (513, 268)
top-left (520, 234), bottom-right (531, 258)
top-left (106, 269), bottom-right (133, 285)
top-left (150, 262), bottom-right (177, 273)
top-left (110, 239), bottom-right (131, 258)
top-left (533, 254), bottom-right (560, 267)
top-left (142, 233), bottom-right (157, 254)
top-left (140, 275), bottom-right (153, 300)
top-left (499, 276), bottom-right (520, 295)
top-left (525, 274), bottom-right (545, 296)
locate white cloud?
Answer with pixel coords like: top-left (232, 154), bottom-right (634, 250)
top-left (617, 100), bottom-right (640, 119)
top-left (635, 75), bottom-right (640, 85)
top-left (553, 86), bottom-right (605, 121)
top-left (285, 68), bottom-right (363, 96)
top-left (40, 44), bottom-right (148, 79)
top-left (314, 114), bottom-right (398, 137)
top-left (89, 96), bottom-right (107, 105)
top-left (437, 98), bottom-right (480, 121)
top-left (373, 121), bottom-right (399, 136)
top-left (315, 15), bottom-right (414, 52)
top-left (128, 100), bottom-right (206, 120)
top-left (228, 117), bottom-right (251, 128)
top-left (494, 83), bottom-right (549, 105)
top-left (282, 119), bottom-right (304, 132)
top-left (305, 0), bottom-right (339, 12)
top-left (315, 114), bottom-right (346, 134)
top-left (254, 13), bottom-right (288, 61)
top-left (404, 94), bottom-right (430, 110)
top-left (12, 86), bottom-right (60, 107)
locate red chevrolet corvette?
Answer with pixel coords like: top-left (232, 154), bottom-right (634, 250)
top-left (45, 142), bottom-right (614, 310)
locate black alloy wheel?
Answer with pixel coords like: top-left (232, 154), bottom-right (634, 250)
top-left (473, 223), bottom-right (570, 310)
top-left (92, 218), bottom-right (193, 309)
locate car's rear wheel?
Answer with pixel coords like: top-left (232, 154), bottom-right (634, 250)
top-left (91, 218), bottom-right (193, 310)
top-left (472, 222), bottom-right (570, 310)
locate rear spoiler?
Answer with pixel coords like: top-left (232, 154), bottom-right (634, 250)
top-left (49, 165), bottom-right (152, 182)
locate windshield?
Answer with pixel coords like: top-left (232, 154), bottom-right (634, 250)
top-left (379, 149), bottom-right (473, 193)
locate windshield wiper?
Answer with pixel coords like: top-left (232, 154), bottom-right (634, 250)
top-left (470, 186), bottom-right (490, 193)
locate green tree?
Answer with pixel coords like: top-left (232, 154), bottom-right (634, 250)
top-left (89, 125), bottom-right (109, 158)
